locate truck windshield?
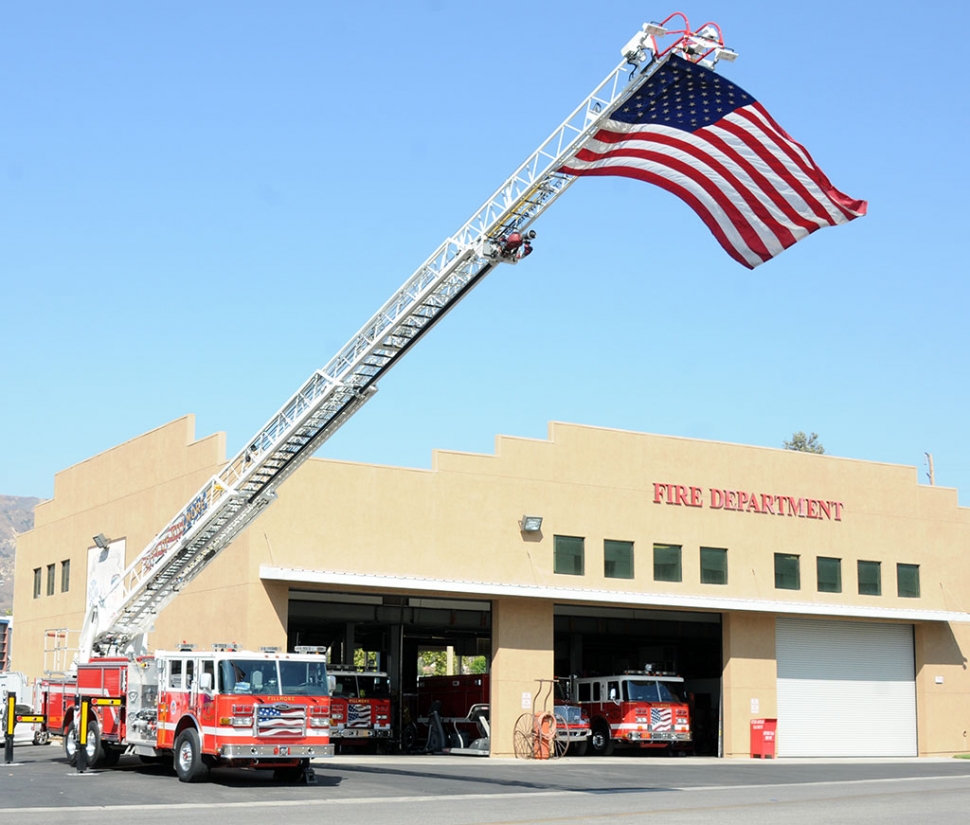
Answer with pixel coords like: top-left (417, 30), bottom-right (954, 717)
top-left (357, 675), bottom-right (390, 699)
top-left (624, 679), bottom-right (682, 703)
top-left (331, 673), bottom-right (390, 699)
top-left (219, 659), bottom-right (329, 696)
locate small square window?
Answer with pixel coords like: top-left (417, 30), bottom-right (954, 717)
top-left (554, 535), bottom-right (585, 576)
top-left (60, 559), bottom-right (71, 593)
top-left (774, 553), bottom-right (800, 590)
top-left (816, 557), bottom-right (842, 593)
top-left (604, 540), bottom-right (634, 579)
top-left (897, 563), bottom-right (920, 598)
top-left (700, 547), bottom-right (728, 585)
top-left (653, 544), bottom-right (682, 582)
top-left (858, 560), bottom-right (881, 596)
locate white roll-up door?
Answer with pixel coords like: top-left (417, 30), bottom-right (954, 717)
top-left (775, 618), bottom-right (916, 757)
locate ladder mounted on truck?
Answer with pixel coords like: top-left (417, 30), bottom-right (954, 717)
top-left (78, 14), bottom-right (737, 663)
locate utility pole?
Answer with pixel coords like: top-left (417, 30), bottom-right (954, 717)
top-left (925, 452), bottom-right (935, 485)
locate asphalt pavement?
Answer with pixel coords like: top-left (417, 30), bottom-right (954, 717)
top-left (4, 744), bottom-right (970, 824)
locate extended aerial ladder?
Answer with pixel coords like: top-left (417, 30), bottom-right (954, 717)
top-left (78, 14), bottom-right (737, 663)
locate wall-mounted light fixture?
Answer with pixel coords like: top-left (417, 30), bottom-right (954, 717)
top-left (93, 533), bottom-right (111, 550)
top-left (519, 515), bottom-right (543, 533)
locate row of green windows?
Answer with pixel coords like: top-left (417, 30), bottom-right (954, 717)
top-left (775, 554), bottom-right (920, 598)
top-left (554, 536), bottom-right (727, 584)
top-left (553, 536), bottom-right (921, 599)
top-left (33, 560), bottom-right (70, 598)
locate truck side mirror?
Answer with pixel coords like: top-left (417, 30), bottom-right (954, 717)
top-left (328, 675), bottom-right (336, 694)
top-left (199, 672), bottom-right (213, 692)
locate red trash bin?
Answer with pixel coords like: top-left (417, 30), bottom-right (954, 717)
top-left (750, 718), bottom-right (777, 758)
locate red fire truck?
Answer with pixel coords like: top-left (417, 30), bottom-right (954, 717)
top-left (572, 669), bottom-right (691, 756)
top-left (36, 645), bottom-right (332, 781)
top-left (327, 665), bottom-right (392, 751)
top-left (405, 674), bottom-right (590, 755)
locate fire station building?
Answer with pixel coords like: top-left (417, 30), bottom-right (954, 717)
top-left (13, 415), bottom-right (970, 758)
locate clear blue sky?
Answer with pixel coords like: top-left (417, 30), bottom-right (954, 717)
top-left (2, 1), bottom-right (968, 508)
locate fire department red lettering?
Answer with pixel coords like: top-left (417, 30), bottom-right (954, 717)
top-left (653, 484), bottom-right (703, 507)
top-left (659, 483), bottom-right (843, 522)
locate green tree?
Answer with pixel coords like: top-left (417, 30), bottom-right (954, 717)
top-left (783, 431), bottom-right (825, 454)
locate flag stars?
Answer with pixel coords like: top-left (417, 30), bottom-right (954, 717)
top-left (612, 57), bottom-right (754, 131)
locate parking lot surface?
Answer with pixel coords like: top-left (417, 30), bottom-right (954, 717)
top-left (4, 745), bottom-right (970, 824)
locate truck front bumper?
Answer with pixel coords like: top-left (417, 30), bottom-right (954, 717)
top-left (624, 731), bottom-right (691, 742)
top-left (333, 728), bottom-right (392, 739)
top-left (219, 744), bottom-right (334, 758)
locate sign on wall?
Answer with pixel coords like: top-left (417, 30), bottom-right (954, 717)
top-left (653, 483), bottom-right (844, 522)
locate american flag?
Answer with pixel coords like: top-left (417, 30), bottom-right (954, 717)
top-left (256, 704), bottom-right (305, 737)
top-left (559, 55), bottom-right (866, 268)
top-left (651, 707), bottom-right (673, 731)
top-left (347, 702), bottom-right (372, 728)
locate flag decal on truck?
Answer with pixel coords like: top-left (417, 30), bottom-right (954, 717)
top-left (256, 704), bottom-right (305, 736)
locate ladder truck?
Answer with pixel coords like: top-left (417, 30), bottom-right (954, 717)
top-left (28, 14), bottom-right (737, 779)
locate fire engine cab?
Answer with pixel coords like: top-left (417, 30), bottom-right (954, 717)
top-left (327, 665), bottom-right (392, 751)
top-left (573, 669), bottom-right (691, 756)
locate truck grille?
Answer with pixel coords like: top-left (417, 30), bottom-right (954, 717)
top-left (555, 705), bottom-right (584, 724)
top-left (255, 703), bottom-right (306, 737)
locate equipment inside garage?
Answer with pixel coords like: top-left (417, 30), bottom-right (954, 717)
top-left (555, 606), bottom-right (722, 756)
top-left (286, 592), bottom-right (722, 756)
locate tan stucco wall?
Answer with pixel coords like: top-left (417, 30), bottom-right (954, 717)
top-left (915, 622), bottom-right (970, 756)
top-left (11, 416), bottom-right (290, 677)
top-left (489, 598), bottom-right (555, 758)
top-left (249, 422), bottom-right (970, 617)
top-left (722, 612), bottom-right (777, 758)
top-left (13, 417), bottom-right (970, 757)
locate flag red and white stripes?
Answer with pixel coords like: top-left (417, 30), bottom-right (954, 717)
top-left (559, 56), bottom-right (866, 268)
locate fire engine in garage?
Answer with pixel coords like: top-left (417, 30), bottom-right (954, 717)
top-left (328, 665), bottom-right (392, 751)
top-left (404, 674), bottom-right (590, 755)
top-left (572, 669), bottom-right (692, 756)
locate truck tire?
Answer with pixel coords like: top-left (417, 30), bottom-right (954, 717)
top-left (401, 723), bottom-right (418, 754)
top-left (589, 720), bottom-right (614, 757)
top-left (65, 718), bottom-right (103, 768)
top-left (572, 739), bottom-right (589, 757)
top-left (174, 728), bottom-right (209, 782)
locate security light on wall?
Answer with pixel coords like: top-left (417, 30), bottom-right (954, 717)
top-left (519, 516), bottom-right (543, 533)
top-left (93, 533), bottom-right (110, 550)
